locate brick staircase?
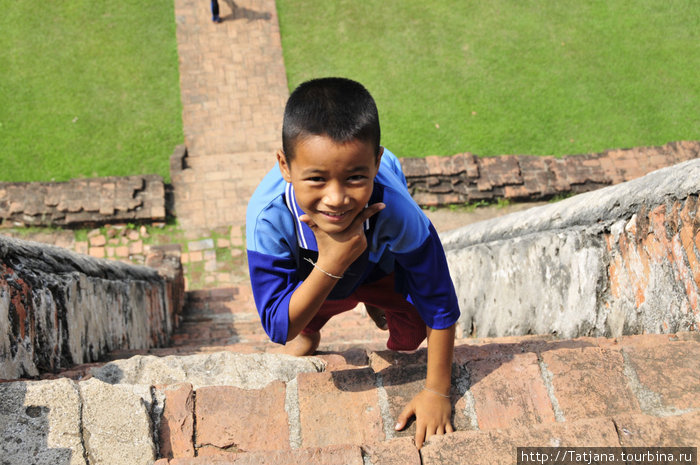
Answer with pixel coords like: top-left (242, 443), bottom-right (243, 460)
top-left (66, 285), bottom-right (698, 464)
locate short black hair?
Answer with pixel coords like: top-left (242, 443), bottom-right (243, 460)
top-left (282, 77), bottom-right (381, 162)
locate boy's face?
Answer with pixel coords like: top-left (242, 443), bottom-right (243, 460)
top-left (277, 135), bottom-right (383, 234)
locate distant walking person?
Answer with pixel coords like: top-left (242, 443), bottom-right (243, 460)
top-left (211, 0), bottom-right (222, 23)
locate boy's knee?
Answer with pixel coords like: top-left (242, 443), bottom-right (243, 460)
top-left (386, 334), bottom-right (425, 352)
top-left (286, 330), bottom-right (321, 356)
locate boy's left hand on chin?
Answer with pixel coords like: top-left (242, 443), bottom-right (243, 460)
top-left (394, 389), bottom-right (454, 449)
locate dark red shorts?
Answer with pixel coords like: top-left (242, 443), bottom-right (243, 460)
top-left (301, 273), bottom-right (426, 351)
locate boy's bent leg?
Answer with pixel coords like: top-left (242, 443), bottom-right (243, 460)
top-left (285, 330), bottom-right (321, 356)
top-left (355, 274), bottom-right (427, 351)
top-left (285, 296), bottom-right (358, 355)
top-left (365, 304), bottom-right (388, 330)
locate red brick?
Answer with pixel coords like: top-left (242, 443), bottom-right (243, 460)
top-left (453, 336), bottom-right (578, 365)
top-left (297, 368), bottom-right (384, 448)
top-left (115, 246), bottom-right (129, 258)
top-left (88, 247), bottom-right (105, 258)
top-left (381, 364), bottom-right (428, 439)
top-left (89, 235), bottom-right (107, 247)
top-left (159, 383), bottom-right (195, 459)
top-left (623, 341), bottom-right (700, 411)
top-left (315, 348), bottom-right (369, 371)
top-left (469, 352), bottom-right (555, 430)
top-left (195, 382), bottom-right (289, 452)
top-left (368, 349), bottom-right (427, 372)
top-left (421, 417), bottom-right (619, 465)
top-left (546, 158), bottom-right (572, 191)
top-left (425, 156), bottom-right (444, 176)
top-left (614, 411), bottom-right (700, 446)
top-left (169, 444), bottom-right (364, 465)
top-left (362, 437), bottom-right (420, 465)
top-left (541, 347), bottom-right (640, 420)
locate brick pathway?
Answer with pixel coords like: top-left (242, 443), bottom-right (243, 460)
top-left (172, 0), bottom-right (288, 231)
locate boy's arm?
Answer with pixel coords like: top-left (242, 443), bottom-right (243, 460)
top-left (395, 323), bottom-right (456, 449)
top-left (287, 203), bottom-right (385, 340)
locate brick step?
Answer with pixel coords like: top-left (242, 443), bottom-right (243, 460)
top-left (15, 332), bottom-right (699, 465)
top-left (154, 411), bottom-right (700, 465)
top-left (183, 286), bottom-right (256, 314)
top-left (173, 285), bottom-right (399, 354)
top-left (420, 411), bottom-right (700, 464)
top-left (145, 333), bottom-right (699, 461)
top-left (156, 437), bottom-right (419, 465)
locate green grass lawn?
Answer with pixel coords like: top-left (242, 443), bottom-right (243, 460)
top-left (277, 0), bottom-right (700, 158)
top-left (0, 0), bottom-right (182, 183)
top-left (1, 1), bottom-right (697, 184)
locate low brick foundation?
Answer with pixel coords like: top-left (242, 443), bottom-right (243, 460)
top-left (0, 174), bottom-right (166, 228)
top-left (403, 140), bottom-right (700, 206)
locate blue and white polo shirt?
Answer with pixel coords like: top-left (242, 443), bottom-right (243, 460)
top-left (246, 149), bottom-right (460, 344)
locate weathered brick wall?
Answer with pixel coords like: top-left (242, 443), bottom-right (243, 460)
top-left (0, 236), bottom-right (184, 379)
top-left (0, 174), bottom-right (166, 228)
top-left (403, 140), bottom-right (700, 206)
top-left (442, 158), bottom-right (700, 339)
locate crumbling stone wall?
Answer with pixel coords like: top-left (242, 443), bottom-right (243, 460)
top-left (442, 158), bottom-right (700, 339)
top-left (403, 140), bottom-right (700, 206)
top-left (0, 174), bottom-right (166, 228)
top-left (0, 236), bottom-right (184, 379)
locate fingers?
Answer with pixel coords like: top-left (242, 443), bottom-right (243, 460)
top-left (415, 421), bottom-right (454, 449)
top-left (415, 427), bottom-right (426, 450)
top-left (349, 202), bottom-right (384, 229)
top-left (394, 402), bottom-right (414, 432)
top-left (298, 214), bottom-right (316, 228)
top-left (361, 202), bottom-right (385, 222)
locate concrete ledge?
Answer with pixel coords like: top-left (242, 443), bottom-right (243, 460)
top-left (0, 236), bottom-right (184, 379)
top-left (442, 158), bottom-right (700, 339)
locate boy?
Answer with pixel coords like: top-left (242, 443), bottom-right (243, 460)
top-left (246, 77), bottom-right (460, 449)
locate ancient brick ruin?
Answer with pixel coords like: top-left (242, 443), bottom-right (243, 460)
top-left (0, 174), bottom-right (166, 228)
top-left (403, 140), bottom-right (700, 206)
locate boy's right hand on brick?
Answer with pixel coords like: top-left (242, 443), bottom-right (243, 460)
top-left (300, 202), bottom-right (385, 276)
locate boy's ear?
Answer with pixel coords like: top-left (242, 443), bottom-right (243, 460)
top-left (277, 149), bottom-right (292, 182)
top-left (376, 146), bottom-right (384, 169)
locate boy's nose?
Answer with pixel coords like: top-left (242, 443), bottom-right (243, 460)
top-left (323, 185), bottom-right (348, 207)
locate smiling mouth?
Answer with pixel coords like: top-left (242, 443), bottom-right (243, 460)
top-left (319, 210), bottom-right (350, 218)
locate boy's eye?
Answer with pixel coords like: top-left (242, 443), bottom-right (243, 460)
top-left (306, 176), bottom-right (325, 183)
top-left (348, 175), bottom-right (367, 182)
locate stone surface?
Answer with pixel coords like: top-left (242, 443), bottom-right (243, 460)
top-left (80, 378), bottom-right (157, 465)
top-left (195, 382), bottom-right (289, 452)
top-left (90, 352), bottom-right (324, 389)
top-left (0, 378), bottom-right (85, 465)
